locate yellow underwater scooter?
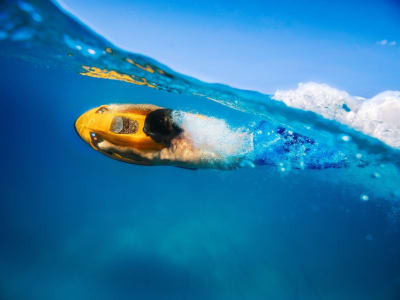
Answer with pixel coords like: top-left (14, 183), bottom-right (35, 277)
top-left (75, 104), bottom-right (209, 168)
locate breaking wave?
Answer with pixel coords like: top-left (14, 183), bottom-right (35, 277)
top-left (274, 82), bottom-right (400, 149)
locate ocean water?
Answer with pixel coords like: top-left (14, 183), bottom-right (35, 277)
top-left (1, 1), bottom-right (400, 299)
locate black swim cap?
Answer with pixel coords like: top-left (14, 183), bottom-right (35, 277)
top-left (143, 109), bottom-right (183, 146)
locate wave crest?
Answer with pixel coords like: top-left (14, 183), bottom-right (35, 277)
top-left (273, 82), bottom-right (400, 149)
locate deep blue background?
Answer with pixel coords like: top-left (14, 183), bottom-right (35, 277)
top-left (1, 56), bottom-right (400, 300)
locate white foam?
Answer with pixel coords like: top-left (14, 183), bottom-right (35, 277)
top-left (172, 111), bottom-right (252, 158)
top-left (273, 82), bottom-right (400, 148)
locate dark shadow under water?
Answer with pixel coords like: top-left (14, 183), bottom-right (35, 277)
top-left (1, 57), bottom-right (400, 300)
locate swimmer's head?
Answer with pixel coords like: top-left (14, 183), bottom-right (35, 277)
top-left (143, 109), bottom-right (183, 146)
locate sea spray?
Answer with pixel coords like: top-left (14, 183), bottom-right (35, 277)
top-left (172, 111), bottom-right (253, 159)
top-left (273, 83), bottom-right (400, 148)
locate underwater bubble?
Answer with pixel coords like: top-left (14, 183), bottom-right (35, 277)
top-left (239, 160), bottom-right (255, 168)
top-left (278, 163), bottom-right (289, 172)
top-left (360, 194), bottom-right (369, 202)
top-left (355, 153), bottom-right (362, 159)
top-left (372, 172), bottom-right (381, 179)
top-left (341, 135), bottom-right (351, 142)
top-left (278, 163), bottom-right (286, 172)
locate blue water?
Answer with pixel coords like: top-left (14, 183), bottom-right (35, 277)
top-left (1, 1), bottom-right (400, 299)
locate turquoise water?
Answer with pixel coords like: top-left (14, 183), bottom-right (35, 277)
top-left (1, 1), bottom-right (400, 299)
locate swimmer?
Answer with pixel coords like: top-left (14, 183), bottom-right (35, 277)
top-left (75, 104), bottom-right (347, 170)
top-left (75, 104), bottom-right (248, 169)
